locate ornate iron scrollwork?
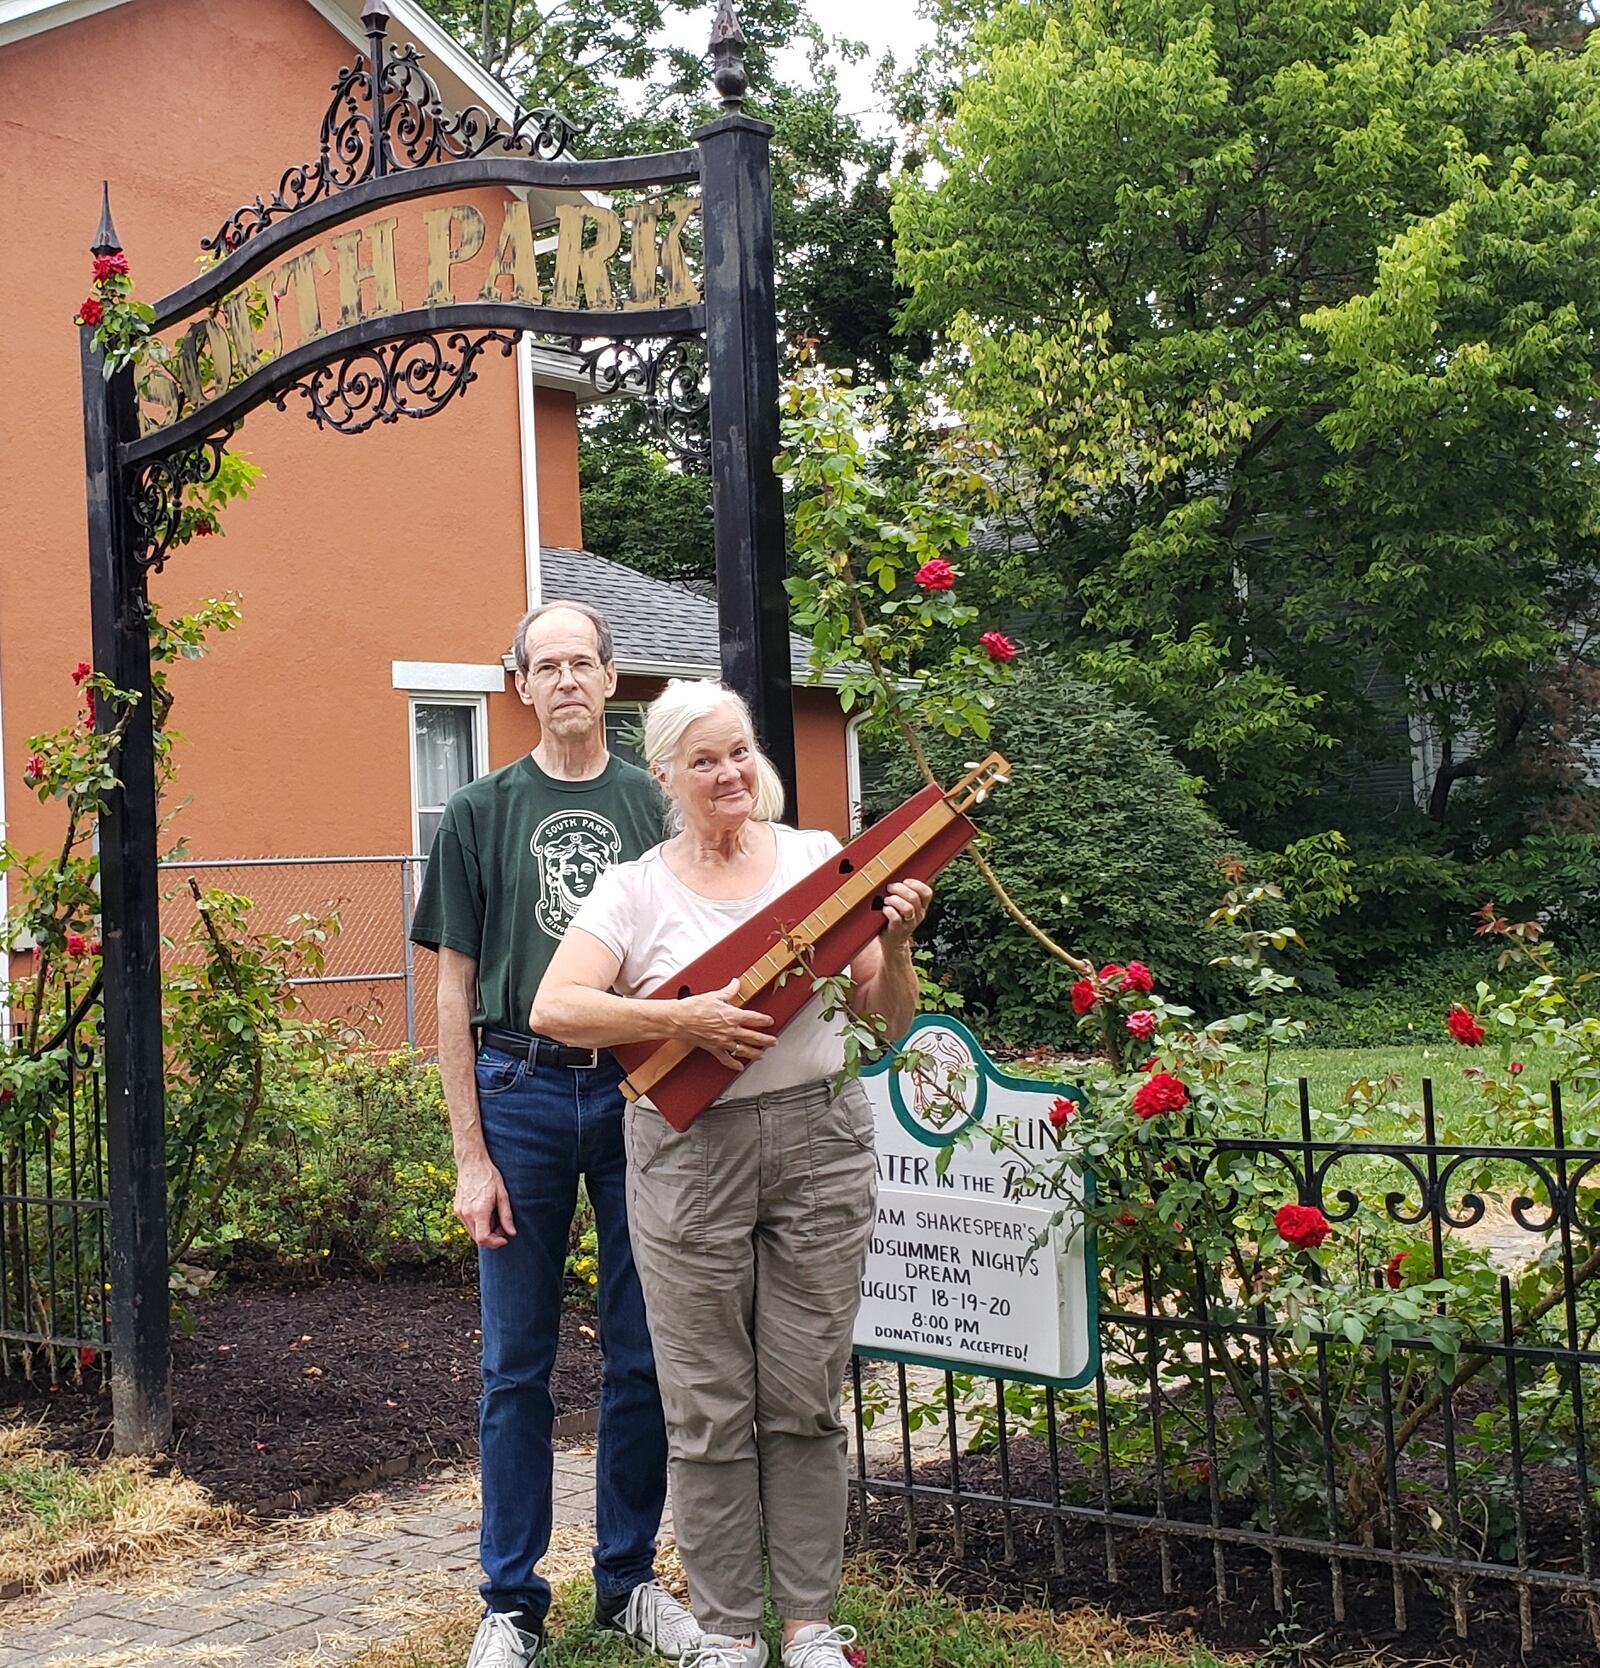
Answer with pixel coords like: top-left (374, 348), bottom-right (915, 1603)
top-left (576, 336), bottom-right (711, 470)
top-left (202, 6), bottom-right (582, 256)
top-left (271, 330), bottom-right (519, 434)
top-left (128, 428), bottom-right (237, 572)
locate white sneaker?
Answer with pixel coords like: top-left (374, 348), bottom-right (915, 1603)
top-left (603, 1581), bottom-right (705, 1659)
top-left (683, 1636), bottom-right (770, 1668)
top-left (465, 1610), bottom-right (542, 1667)
top-left (782, 1623), bottom-right (859, 1668)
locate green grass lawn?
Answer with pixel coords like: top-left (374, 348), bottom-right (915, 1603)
top-left (348, 1565), bottom-right (1248, 1668)
top-left (1263, 1043), bottom-right (1484, 1139)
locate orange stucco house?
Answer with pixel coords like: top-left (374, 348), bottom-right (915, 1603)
top-left (0, 0), bottom-right (856, 1038)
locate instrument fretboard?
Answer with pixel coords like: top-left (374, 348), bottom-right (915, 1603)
top-left (733, 796), bottom-right (960, 1002)
top-left (620, 793), bottom-right (965, 1104)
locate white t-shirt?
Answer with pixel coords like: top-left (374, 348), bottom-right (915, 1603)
top-left (569, 823), bottom-right (850, 1101)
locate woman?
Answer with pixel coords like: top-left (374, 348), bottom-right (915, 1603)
top-left (533, 679), bottom-right (930, 1668)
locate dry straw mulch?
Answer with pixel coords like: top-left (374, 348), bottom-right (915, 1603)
top-left (0, 1419), bottom-right (226, 1600)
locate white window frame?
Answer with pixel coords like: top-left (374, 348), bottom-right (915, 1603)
top-left (845, 713), bottom-right (867, 835)
top-left (408, 693), bottom-right (489, 857)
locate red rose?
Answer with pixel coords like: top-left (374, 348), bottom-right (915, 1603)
top-left (79, 1345), bottom-right (99, 1367)
top-left (91, 252), bottom-right (129, 282)
top-left (1447, 1005), bottom-right (1485, 1047)
top-left (1275, 1203), bottom-right (1331, 1250)
top-left (913, 558), bottom-right (955, 591)
top-left (72, 661), bottom-right (92, 686)
top-left (194, 521), bottom-right (215, 537)
top-left (1070, 978), bottom-right (1098, 1014)
top-left (1098, 962), bottom-right (1125, 987)
top-left (1116, 1211), bottom-right (1137, 1228)
top-left (88, 938), bottom-right (102, 957)
top-left (65, 930), bottom-right (88, 957)
top-left (1132, 1071), bottom-right (1189, 1119)
top-left (980, 630), bottom-right (1018, 662)
top-left (23, 753), bottom-right (45, 784)
top-left (1386, 1252), bottom-right (1408, 1290)
top-left (1048, 1096), bottom-right (1075, 1129)
top-left (75, 296), bottom-right (103, 326)
top-left (1125, 1009), bottom-right (1157, 1040)
top-left (1510, 1060), bottom-right (1524, 1076)
top-left (84, 689), bottom-right (96, 726)
top-left (0, 1089), bottom-right (12, 1102)
top-left (1123, 960), bottom-right (1154, 994)
top-left (1139, 1055), bottom-right (1159, 1073)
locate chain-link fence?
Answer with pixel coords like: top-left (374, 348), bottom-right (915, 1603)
top-left (159, 856), bottom-right (437, 1055)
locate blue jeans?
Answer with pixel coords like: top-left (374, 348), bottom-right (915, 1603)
top-left (475, 1046), bottom-right (667, 1620)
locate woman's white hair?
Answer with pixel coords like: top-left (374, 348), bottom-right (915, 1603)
top-left (643, 679), bottom-right (787, 833)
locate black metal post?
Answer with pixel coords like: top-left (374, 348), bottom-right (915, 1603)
top-left (696, 1), bottom-right (797, 815)
top-left (81, 185), bottom-right (172, 1454)
top-left (364, 1), bottom-right (390, 178)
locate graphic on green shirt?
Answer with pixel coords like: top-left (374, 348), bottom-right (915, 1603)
top-left (409, 753), bottom-right (664, 1034)
top-left (530, 809), bottom-right (622, 936)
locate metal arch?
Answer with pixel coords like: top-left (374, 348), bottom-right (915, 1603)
top-left (152, 151), bottom-right (700, 331)
top-left (122, 302), bottom-right (704, 467)
top-left (127, 428), bottom-right (238, 572)
top-left (201, 4), bottom-right (584, 259)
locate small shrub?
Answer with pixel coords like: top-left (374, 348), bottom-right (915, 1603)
top-left (216, 1050), bottom-right (465, 1270)
top-left (874, 656), bottom-right (1239, 1044)
top-left (215, 1051), bottom-right (604, 1292)
top-left (1269, 830), bottom-right (1600, 986)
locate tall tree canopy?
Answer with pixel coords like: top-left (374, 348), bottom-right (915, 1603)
top-left (894, 0), bottom-right (1600, 837)
top-left (417, 0), bottom-right (917, 581)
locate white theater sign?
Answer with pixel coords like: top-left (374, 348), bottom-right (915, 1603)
top-left (854, 1016), bottom-right (1099, 1388)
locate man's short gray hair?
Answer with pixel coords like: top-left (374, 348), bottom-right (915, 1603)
top-left (512, 601), bottom-right (616, 675)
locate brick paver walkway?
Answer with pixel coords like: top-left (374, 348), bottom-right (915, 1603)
top-left (0, 1450), bottom-right (603, 1668)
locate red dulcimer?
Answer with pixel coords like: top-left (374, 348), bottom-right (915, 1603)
top-left (613, 752), bottom-right (1010, 1129)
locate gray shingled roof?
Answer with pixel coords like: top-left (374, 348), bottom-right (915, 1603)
top-left (538, 547), bottom-right (846, 687)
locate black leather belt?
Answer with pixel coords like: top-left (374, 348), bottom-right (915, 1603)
top-left (479, 1027), bottom-right (601, 1070)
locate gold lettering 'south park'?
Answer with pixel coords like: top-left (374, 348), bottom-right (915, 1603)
top-left (137, 194), bottom-right (701, 435)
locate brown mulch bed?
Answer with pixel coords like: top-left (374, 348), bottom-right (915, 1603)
top-left (0, 1269), bottom-right (603, 1511)
top-left (857, 1435), bottom-right (1600, 1668)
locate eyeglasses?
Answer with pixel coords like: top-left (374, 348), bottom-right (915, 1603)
top-left (525, 656), bottom-right (603, 685)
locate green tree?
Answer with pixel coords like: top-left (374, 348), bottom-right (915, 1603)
top-left (893, 0), bottom-right (1600, 838)
top-left (416, 0), bottom-right (926, 578)
top-left (578, 400), bottom-right (712, 582)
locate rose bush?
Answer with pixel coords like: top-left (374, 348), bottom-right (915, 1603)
top-left (896, 885), bottom-right (1600, 1569)
top-left (781, 365), bottom-right (1600, 1578)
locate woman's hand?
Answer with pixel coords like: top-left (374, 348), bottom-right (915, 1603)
top-left (880, 878), bottom-right (933, 953)
top-left (673, 978), bottom-right (778, 1071)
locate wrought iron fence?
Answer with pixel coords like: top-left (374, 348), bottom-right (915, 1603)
top-left (159, 854), bottom-right (433, 1053)
top-left (847, 1083), bottom-right (1600, 1657)
top-left (0, 980), bottom-right (109, 1373)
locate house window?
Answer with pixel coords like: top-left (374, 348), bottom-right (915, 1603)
top-left (411, 697), bottom-right (487, 854)
top-left (845, 714), bottom-right (867, 835)
top-left (605, 701), bottom-right (648, 770)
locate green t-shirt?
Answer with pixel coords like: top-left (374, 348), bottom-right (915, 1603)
top-left (409, 753), bottom-right (666, 1034)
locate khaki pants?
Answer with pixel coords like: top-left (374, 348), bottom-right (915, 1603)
top-left (624, 1077), bottom-right (877, 1636)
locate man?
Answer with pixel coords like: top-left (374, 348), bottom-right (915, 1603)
top-left (411, 602), bottom-right (700, 1668)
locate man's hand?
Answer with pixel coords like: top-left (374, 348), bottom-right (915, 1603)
top-left (673, 978), bottom-right (777, 1072)
top-left (455, 1154), bottom-right (517, 1249)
